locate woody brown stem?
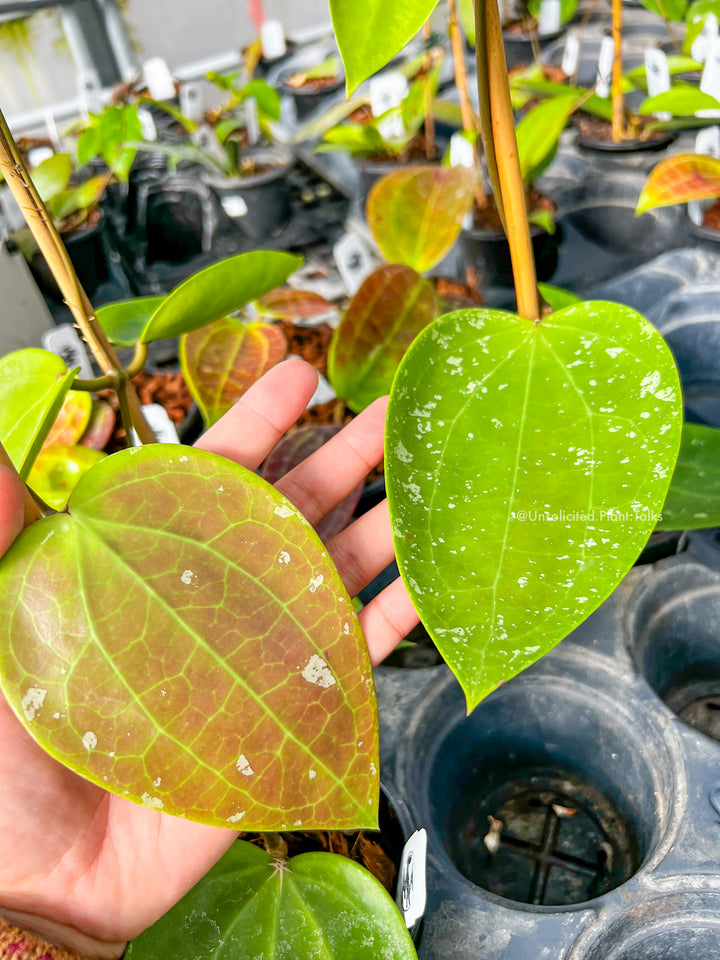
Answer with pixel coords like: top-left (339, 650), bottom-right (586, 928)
top-left (611, 0), bottom-right (625, 142)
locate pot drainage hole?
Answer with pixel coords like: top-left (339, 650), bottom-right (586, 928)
top-left (449, 767), bottom-right (641, 906)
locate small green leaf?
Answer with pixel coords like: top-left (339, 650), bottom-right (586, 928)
top-left (516, 94), bottom-right (580, 183)
top-left (28, 444), bottom-right (107, 510)
top-left (31, 154), bottom-right (72, 203)
top-left (528, 208), bottom-right (556, 234)
top-left (141, 251), bottom-right (302, 343)
top-left (0, 445), bottom-right (378, 829)
top-left (386, 302), bottom-right (682, 710)
top-left (0, 349), bottom-right (77, 479)
top-left (96, 297), bottom-right (167, 346)
top-left (330, 0), bottom-right (438, 94)
top-left (659, 423), bottom-right (720, 529)
top-left (328, 264), bottom-right (438, 412)
top-left (316, 123), bottom-right (387, 157)
top-left (538, 283), bottom-right (582, 310)
top-left (48, 175), bottom-right (106, 223)
top-left (77, 126), bottom-right (100, 167)
top-left (181, 317), bottom-right (287, 427)
top-left (640, 83), bottom-right (720, 115)
top-left (304, 55), bottom-right (341, 80)
top-left (639, 0), bottom-right (688, 18)
top-left (126, 842), bottom-right (417, 960)
top-left (625, 54), bottom-right (702, 85)
top-left (241, 78), bottom-right (282, 120)
top-left (98, 104), bottom-right (143, 182)
top-left (367, 166), bottom-right (477, 272)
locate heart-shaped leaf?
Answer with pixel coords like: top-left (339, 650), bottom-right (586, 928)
top-left (0, 445), bottom-right (377, 829)
top-left (659, 422), bottom-right (720, 529)
top-left (367, 166), bottom-right (477, 273)
top-left (262, 425), bottom-right (364, 541)
top-left (141, 252), bottom-right (303, 343)
top-left (79, 400), bottom-right (116, 451)
top-left (0, 349), bottom-right (77, 479)
top-left (28, 444), bottom-right (107, 510)
top-left (386, 303), bottom-right (682, 710)
top-left (330, 0), bottom-right (437, 94)
top-left (126, 841), bottom-right (417, 960)
top-left (636, 153), bottom-right (720, 214)
top-left (43, 389), bottom-right (93, 448)
top-left (96, 297), bottom-right (166, 347)
top-left (256, 288), bottom-right (335, 320)
top-left (181, 318), bottom-right (287, 427)
top-left (328, 264), bottom-right (438, 413)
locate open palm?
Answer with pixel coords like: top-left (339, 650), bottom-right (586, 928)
top-left (0, 359), bottom-right (417, 957)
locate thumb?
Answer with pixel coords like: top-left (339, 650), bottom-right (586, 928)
top-left (0, 465), bottom-right (27, 556)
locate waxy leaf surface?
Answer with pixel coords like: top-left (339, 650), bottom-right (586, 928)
top-left (28, 444), bottom-right (107, 510)
top-left (96, 297), bottom-right (166, 346)
top-left (141, 251), bottom-right (302, 343)
top-left (330, 0), bottom-right (437, 94)
top-left (639, 85), bottom-right (720, 116)
top-left (328, 264), bottom-right (438, 412)
top-left (367, 166), bottom-right (477, 273)
top-left (0, 349), bottom-right (77, 479)
top-left (181, 318), bottom-right (287, 427)
top-left (126, 842), bottom-right (416, 960)
top-left (43, 389), bottom-right (92, 448)
top-left (0, 445), bottom-right (378, 829)
top-left (386, 303), bottom-right (682, 710)
top-left (659, 422), bottom-right (720, 529)
top-left (263, 425), bottom-right (364, 541)
top-left (636, 153), bottom-right (720, 213)
top-left (256, 288), bottom-right (334, 320)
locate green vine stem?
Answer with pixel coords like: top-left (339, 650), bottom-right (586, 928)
top-left (0, 440), bottom-right (52, 528)
top-left (0, 107), bottom-right (156, 444)
top-left (475, 0), bottom-right (540, 321)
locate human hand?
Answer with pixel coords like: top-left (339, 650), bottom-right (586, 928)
top-left (0, 358), bottom-right (418, 957)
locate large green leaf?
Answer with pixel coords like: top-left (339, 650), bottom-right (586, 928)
top-left (640, 84), bottom-right (720, 115)
top-left (516, 94), bottom-right (580, 184)
top-left (0, 349), bottom-right (77, 480)
top-left (330, 0), bottom-right (437, 94)
top-left (386, 303), bottom-right (682, 710)
top-left (126, 842), bottom-right (416, 960)
top-left (367, 166), bottom-right (476, 273)
top-left (96, 297), bottom-right (166, 347)
top-left (141, 251), bottom-right (303, 343)
top-left (180, 317), bottom-right (287, 427)
top-left (31, 153), bottom-right (72, 203)
top-left (328, 264), bottom-right (438, 412)
top-left (0, 445), bottom-right (377, 829)
top-left (638, 0), bottom-right (688, 20)
top-left (659, 423), bottom-right (720, 529)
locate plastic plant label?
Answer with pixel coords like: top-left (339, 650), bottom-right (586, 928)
top-left (699, 38), bottom-right (720, 116)
top-left (308, 371), bottom-right (337, 408)
top-left (692, 13), bottom-right (719, 63)
top-left (42, 324), bottom-right (94, 379)
top-left (142, 57), bottom-right (176, 101)
top-left (333, 232), bottom-right (375, 295)
top-left (645, 48), bottom-right (671, 119)
top-left (220, 194), bottom-right (249, 218)
top-left (28, 146), bottom-right (54, 167)
top-left (245, 96), bottom-right (261, 146)
top-left (397, 828), bottom-right (427, 930)
top-left (689, 127), bottom-right (720, 222)
top-left (370, 71), bottom-right (409, 139)
top-left (137, 404), bottom-right (180, 445)
top-left (77, 69), bottom-right (103, 117)
top-left (562, 34), bottom-right (580, 76)
top-left (42, 108), bottom-right (61, 150)
top-left (260, 18), bottom-right (286, 59)
top-left (596, 35), bottom-right (614, 98)
top-left (538, 0), bottom-right (562, 35)
top-left (179, 81), bottom-right (204, 121)
top-left (450, 132), bottom-right (476, 168)
top-left (136, 107), bottom-right (157, 142)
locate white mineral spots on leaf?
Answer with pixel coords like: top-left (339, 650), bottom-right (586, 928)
top-left (39, 530), bottom-right (54, 547)
top-left (52, 712), bottom-right (60, 719)
top-left (301, 654), bottom-right (336, 688)
top-left (109, 751), bottom-right (115, 757)
top-left (278, 550), bottom-right (291, 566)
top-left (236, 754), bottom-right (254, 776)
top-left (394, 440), bottom-right (413, 463)
top-left (82, 731), bottom-right (98, 750)
top-left (21, 688), bottom-right (46, 722)
top-left (370, 762), bottom-right (377, 775)
top-left (179, 455), bottom-right (189, 462)
top-left (141, 793), bottom-right (164, 810)
top-left (308, 574), bottom-right (324, 593)
top-left (606, 347), bottom-right (624, 358)
top-left (180, 569), bottom-right (197, 586)
top-left (153, 776), bottom-right (162, 787)
top-left (343, 621), bottom-right (350, 634)
top-left (60, 667), bottom-right (66, 675)
top-left (293, 820), bottom-right (302, 827)
top-left (274, 504), bottom-right (296, 519)
top-left (308, 769), bottom-right (317, 779)
top-left (217, 485), bottom-right (224, 492)
top-left (518, 577), bottom-right (528, 588)
top-left (226, 811), bottom-right (245, 823)
top-left (160, 689), bottom-right (167, 697)
top-left (640, 412), bottom-right (650, 419)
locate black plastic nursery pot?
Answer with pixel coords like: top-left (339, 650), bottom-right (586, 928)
top-left (462, 220), bottom-right (562, 288)
top-left (202, 144), bottom-right (294, 241)
top-left (276, 63), bottom-right (345, 121)
top-left (502, 26), bottom-right (563, 70)
top-left (29, 217), bottom-right (113, 304)
top-left (373, 549), bottom-right (720, 959)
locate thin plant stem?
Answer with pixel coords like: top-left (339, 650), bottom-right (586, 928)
top-left (611, 0), bottom-right (625, 142)
top-left (422, 20), bottom-right (437, 159)
top-left (0, 441), bottom-right (52, 528)
top-left (0, 107), bottom-right (156, 444)
top-left (447, 0), bottom-right (488, 206)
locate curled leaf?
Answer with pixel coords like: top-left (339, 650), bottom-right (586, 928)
top-left (636, 152), bottom-right (720, 214)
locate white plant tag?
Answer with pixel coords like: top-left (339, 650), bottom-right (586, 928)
top-left (595, 35), bottom-right (614, 98)
top-left (370, 71), bottom-right (409, 140)
top-left (692, 13), bottom-right (719, 63)
top-left (689, 126), bottom-right (720, 223)
top-left (42, 108), bottom-right (61, 150)
top-left (179, 81), bottom-right (204, 122)
top-left (449, 132), bottom-right (476, 168)
top-left (132, 404), bottom-right (180, 446)
top-left (42, 324), bottom-right (94, 379)
top-left (245, 96), bottom-right (261, 146)
top-left (562, 34), bottom-right (580, 76)
top-left (142, 57), bottom-right (176, 101)
top-left (1, 185), bottom-right (28, 232)
top-left (78, 69), bottom-right (103, 117)
top-left (645, 48), bottom-right (671, 120)
top-left (397, 829), bottom-right (427, 930)
top-left (261, 19), bottom-right (287, 60)
top-left (220, 194), bottom-right (249, 218)
top-left (333, 232), bottom-right (374, 295)
top-left (191, 124), bottom-right (227, 165)
top-left (28, 146), bottom-right (54, 167)
top-left (307, 371), bottom-right (336, 408)
top-left (137, 107), bottom-right (157, 141)
top-left (538, 0), bottom-right (561, 36)
top-left (699, 38), bottom-right (720, 117)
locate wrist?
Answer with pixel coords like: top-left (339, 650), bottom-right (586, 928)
top-left (0, 914), bottom-right (125, 960)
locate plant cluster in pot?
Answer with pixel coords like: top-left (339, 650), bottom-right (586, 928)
top-left (277, 52), bottom-right (346, 120)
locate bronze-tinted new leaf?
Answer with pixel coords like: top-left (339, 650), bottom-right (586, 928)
top-left (636, 153), bottom-right (720, 214)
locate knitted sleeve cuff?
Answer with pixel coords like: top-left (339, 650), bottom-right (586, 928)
top-left (0, 919), bottom-right (90, 960)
